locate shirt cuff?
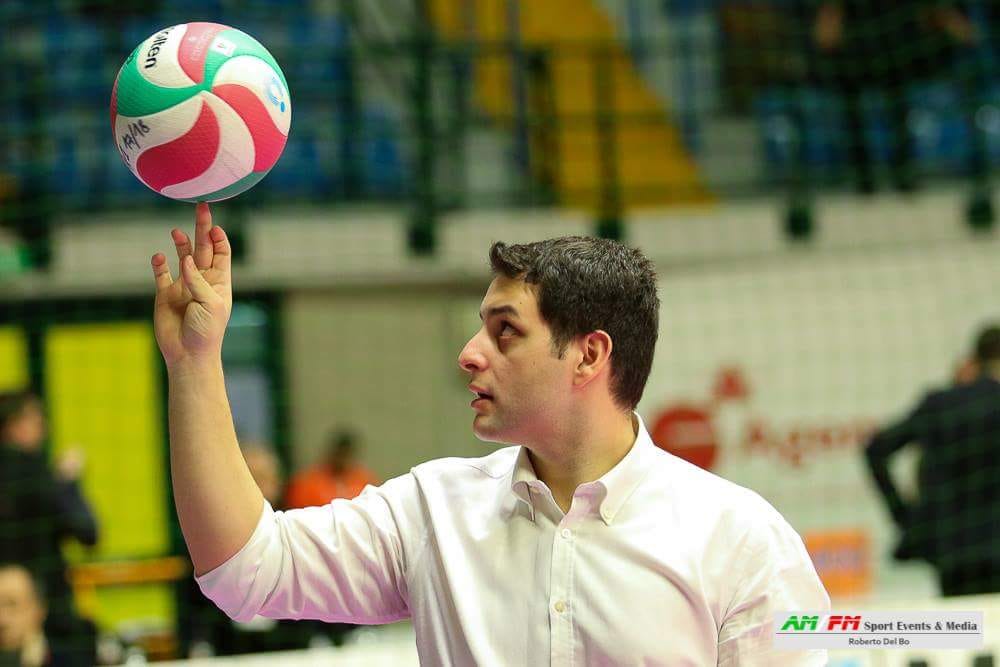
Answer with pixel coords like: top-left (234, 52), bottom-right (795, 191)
top-left (194, 500), bottom-right (275, 622)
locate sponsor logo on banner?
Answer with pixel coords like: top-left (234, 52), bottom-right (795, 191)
top-left (774, 611), bottom-right (984, 649)
top-left (803, 530), bottom-right (871, 597)
top-left (650, 365), bottom-right (877, 470)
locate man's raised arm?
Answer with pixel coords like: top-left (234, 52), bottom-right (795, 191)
top-left (151, 202), bottom-right (263, 575)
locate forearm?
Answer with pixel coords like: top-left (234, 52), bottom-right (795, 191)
top-left (864, 445), bottom-right (909, 526)
top-left (168, 359), bottom-right (264, 576)
top-left (54, 480), bottom-right (99, 545)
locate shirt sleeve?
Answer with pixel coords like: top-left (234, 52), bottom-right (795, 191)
top-left (54, 478), bottom-right (99, 546)
top-left (717, 506), bottom-right (831, 666)
top-left (195, 473), bottom-right (421, 625)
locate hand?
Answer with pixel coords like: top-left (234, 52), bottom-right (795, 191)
top-left (55, 447), bottom-right (85, 481)
top-left (151, 203), bottom-right (233, 369)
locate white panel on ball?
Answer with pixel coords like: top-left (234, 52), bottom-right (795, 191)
top-left (136, 25), bottom-right (198, 89)
top-left (160, 92), bottom-right (255, 200)
top-left (212, 56), bottom-right (292, 135)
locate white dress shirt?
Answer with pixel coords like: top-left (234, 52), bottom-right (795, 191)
top-left (197, 416), bottom-right (830, 665)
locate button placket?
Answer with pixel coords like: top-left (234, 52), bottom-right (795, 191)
top-left (549, 516), bottom-right (575, 665)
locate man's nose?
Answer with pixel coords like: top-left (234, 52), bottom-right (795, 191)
top-left (458, 333), bottom-right (488, 374)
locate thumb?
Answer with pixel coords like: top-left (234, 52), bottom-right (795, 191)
top-left (181, 255), bottom-right (220, 305)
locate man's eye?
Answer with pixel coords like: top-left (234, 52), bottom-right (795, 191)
top-left (499, 323), bottom-right (516, 337)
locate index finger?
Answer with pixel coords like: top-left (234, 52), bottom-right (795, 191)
top-left (193, 202), bottom-right (214, 270)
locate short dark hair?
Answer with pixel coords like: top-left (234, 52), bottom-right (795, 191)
top-left (974, 325), bottom-right (1000, 364)
top-left (489, 237), bottom-right (659, 411)
top-left (328, 428), bottom-right (357, 454)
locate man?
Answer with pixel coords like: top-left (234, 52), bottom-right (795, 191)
top-left (285, 429), bottom-right (379, 509)
top-left (0, 564), bottom-right (48, 667)
top-left (812, 0), bottom-right (977, 193)
top-left (866, 325), bottom-right (1000, 596)
top-left (0, 392), bottom-right (97, 666)
top-left (151, 204), bottom-right (829, 664)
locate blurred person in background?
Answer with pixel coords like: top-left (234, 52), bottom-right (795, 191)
top-left (866, 324), bottom-right (1000, 596)
top-left (812, 0), bottom-right (978, 193)
top-left (180, 443), bottom-right (316, 657)
top-left (0, 563), bottom-right (49, 667)
top-left (284, 428), bottom-right (379, 510)
top-left (148, 204), bottom-right (828, 665)
top-left (0, 391), bottom-right (97, 666)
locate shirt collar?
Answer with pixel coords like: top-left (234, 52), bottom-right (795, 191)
top-left (508, 412), bottom-right (656, 525)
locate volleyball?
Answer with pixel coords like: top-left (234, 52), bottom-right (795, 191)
top-left (110, 23), bottom-right (291, 202)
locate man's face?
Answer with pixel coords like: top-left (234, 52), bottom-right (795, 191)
top-left (2, 399), bottom-right (46, 452)
top-left (0, 567), bottom-right (45, 651)
top-left (458, 277), bottom-right (577, 445)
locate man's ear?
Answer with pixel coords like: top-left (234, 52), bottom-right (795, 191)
top-left (574, 330), bottom-right (613, 388)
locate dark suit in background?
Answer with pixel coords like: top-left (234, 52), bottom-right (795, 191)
top-left (866, 334), bottom-right (1000, 596)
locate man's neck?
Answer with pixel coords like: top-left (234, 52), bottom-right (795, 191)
top-left (526, 410), bottom-right (638, 514)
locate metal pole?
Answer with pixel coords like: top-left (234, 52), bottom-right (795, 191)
top-left (506, 0), bottom-right (531, 203)
top-left (593, 45), bottom-right (623, 240)
top-left (409, 0), bottom-right (437, 254)
top-left (340, 0), bottom-right (363, 200)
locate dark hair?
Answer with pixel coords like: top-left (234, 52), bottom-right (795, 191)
top-left (974, 325), bottom-right (1000, 364)
top-left (328, 428), bottom-right (357, 453)
top-left (0, 390), bottom-right (38, 432)
top-left (489, 237), bottom-right (659, 411)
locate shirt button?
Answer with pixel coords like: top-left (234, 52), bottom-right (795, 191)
top-left (560, 528), bottom-right (571, 539)
top-left (554, 600), bottom-right (566, 613)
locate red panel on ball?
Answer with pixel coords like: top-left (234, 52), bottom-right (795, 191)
top-left (136, 101), bottom-right (220, 192)
top-left (178, 22), bottom-right (229, 84)
top-left (212, 83), bottom-right (287, 172)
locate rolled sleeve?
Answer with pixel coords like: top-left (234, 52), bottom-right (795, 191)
top-left (196, 474), bottom-right (418, 625)
top-left (718, 507), bottom-right (831, 666)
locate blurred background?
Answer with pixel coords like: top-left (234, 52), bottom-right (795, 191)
top-left (2, 0), bottom-right (1000, 665)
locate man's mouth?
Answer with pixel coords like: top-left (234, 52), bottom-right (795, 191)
top-left (468, 386), bottom-right (494, 405)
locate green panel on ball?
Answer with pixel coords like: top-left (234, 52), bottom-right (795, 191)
top-left (113, 46), bottom-right (203, 117)
top-left (203, 29), bottom-right (288, 92)
top-left (175, 170), bottom-right (269, 203)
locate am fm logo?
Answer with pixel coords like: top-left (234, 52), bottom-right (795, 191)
top-left (780, 614), bottom-right (862, 632)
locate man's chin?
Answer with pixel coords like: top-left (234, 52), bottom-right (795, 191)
top-left (471, 415), bottom-right (509, 444)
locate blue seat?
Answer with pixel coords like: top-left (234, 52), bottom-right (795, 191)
top-left (753, 79), bottom-right (1000, 180)
top-left (754, 87), bottom-right (846, 179)
top-left (45, 17), bottom-right (105, 103)
top-left (156, 0), bottom-right (225, 25)
top-left (359, 107), bottom-right (405, 197)
top-left (263, 133), bottom-right (326, 196)
top-left (285, 16), bottom-right (347, 85)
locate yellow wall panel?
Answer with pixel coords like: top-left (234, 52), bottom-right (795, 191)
top-left (44, 322), bottom-right (172, 631)
top-left (0, 327), bottom-right (28, 391)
